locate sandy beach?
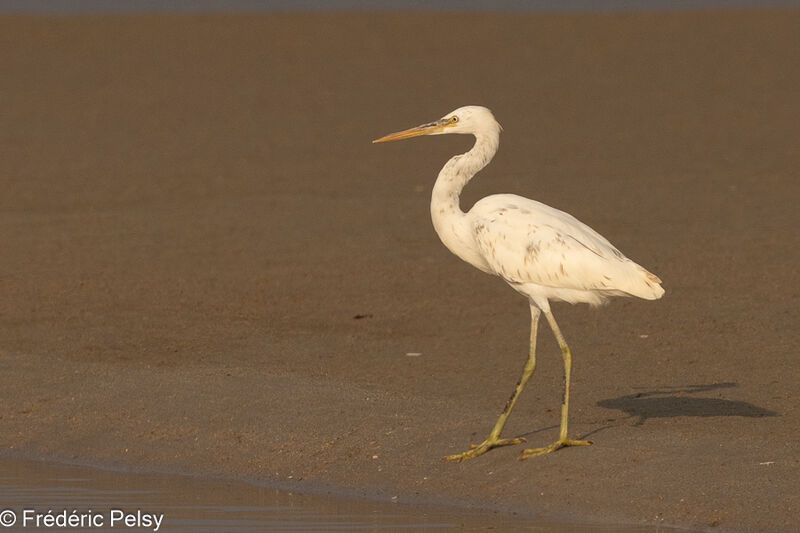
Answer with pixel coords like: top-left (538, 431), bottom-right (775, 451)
top-left (1, 9), bottom-right (799, 531)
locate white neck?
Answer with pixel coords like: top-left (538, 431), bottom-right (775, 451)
top-left (430, 129), bottom-right (500, 269)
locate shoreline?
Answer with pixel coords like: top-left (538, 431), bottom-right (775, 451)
top-left (0, 424), bottom-right (686, 533)
top-left (0, 456), bottom-right (572, 532)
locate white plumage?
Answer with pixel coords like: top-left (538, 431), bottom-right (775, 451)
top-left (374, 105), bottom-right (663, 461)
top-left (470, 194), bottom-right (664, 307)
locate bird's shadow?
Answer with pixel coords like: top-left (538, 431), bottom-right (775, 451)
top-left (596, 382), bottom-right (777, 426)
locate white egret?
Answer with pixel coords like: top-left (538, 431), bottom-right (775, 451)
top-left (374, 106), bottom-right (664, 461)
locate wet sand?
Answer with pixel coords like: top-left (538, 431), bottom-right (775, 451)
top-left (5, 456), bottom-right (594, 531)
top-left (1, 9), bottom-right (799, 532)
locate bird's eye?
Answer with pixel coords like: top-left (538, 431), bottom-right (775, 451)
top-left (451, 116), bottom-right (459, 123)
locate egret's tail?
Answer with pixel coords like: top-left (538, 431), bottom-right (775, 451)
top-left (628, 267), bottom-right (664, 300)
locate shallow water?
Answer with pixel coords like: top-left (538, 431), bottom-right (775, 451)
top-left (0, 457), bottom-right (681, 532)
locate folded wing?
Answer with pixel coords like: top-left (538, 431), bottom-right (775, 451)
top-left (470, 195), bottom-right (663, 300)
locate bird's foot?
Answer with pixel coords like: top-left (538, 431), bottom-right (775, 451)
top-left (519, 437), bottom-right (592, 460)
top-left (443, 437), bottom-right (525, 462)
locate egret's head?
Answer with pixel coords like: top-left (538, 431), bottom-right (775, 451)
top-left (373, 105), bottom-right (501, 143)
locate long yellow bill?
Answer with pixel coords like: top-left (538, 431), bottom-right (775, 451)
top-left (373, 120), bottom-right (445, 143)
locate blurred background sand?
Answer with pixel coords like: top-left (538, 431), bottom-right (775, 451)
top-left (1, 7), bottom-right (799, 530)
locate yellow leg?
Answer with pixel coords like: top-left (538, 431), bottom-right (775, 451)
top-left (520, 310), bottom-right (591, 459)
top-left (444, 306), bottom-right (541, 462)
